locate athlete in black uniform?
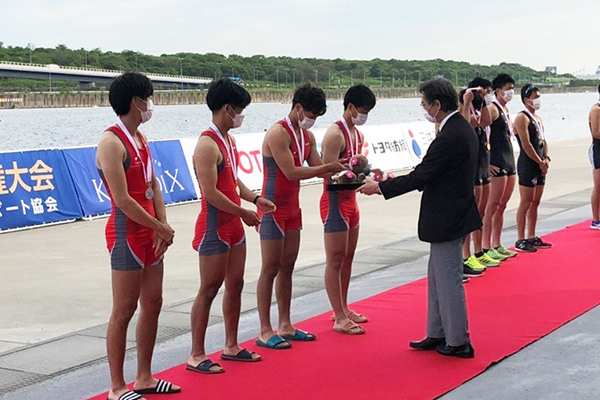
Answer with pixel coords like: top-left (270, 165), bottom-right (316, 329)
top-left (482, 73), bottom-right (518, 262)
top-left (513, 84), bottom-right (552, 252)
top-left (588, 83), bottom-right (600, 229)
top-left (459, 78), bottom-right (498, 275)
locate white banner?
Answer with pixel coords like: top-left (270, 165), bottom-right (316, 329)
top-left (179, 122), bottom-right (437, 196)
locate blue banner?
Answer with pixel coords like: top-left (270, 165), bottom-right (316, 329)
top-left (62, 147), bottom-right (112, 217)
top-left (0, 150), bottom-right (83, 231)
top-left (63, 140), bottom-right (197, 219)
top-left (148, 140), bottom-right (197, 204)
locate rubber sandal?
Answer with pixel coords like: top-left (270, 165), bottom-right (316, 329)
top-left (348, 311), bottom-right (369, 323)
top-left (107, 391), bottom-right (143, 400)
top-left (255, 334), bottom-right (292, 349)
top-left (185, 358), bottom-right (224, 374)
top-left (135, 379), bottom-right (180, 394)
top-left (333, 321), bottom-right (365, 335)
top-left (280, 329), bottom-right (317, 341)
top-left (220, 348), bottom-right (262, 362)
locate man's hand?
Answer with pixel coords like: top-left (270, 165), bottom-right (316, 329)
top-left (540, 159), bottom-right (550, 175)
top-left (358, 180), bottom-right (381, 196)
top-left (327, 160), bottom-right (346, 174)
top-left (153, 235), bottom-right (170, 257)
top-left (156, 221), bottom-right (175, 245)
top-left (241, 209), bottom-right (261, 227)
top-left (256, 197), bottom-right (276, 215)
top-left (489, 164), bottom-right (501, 176)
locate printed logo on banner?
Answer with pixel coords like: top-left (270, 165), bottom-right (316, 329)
top-left (148, 140), bottom-right (197, 204)
top-left (0, 150), bottom-right (83, 230)
top-left (407, 130), bottom-right (422, 158)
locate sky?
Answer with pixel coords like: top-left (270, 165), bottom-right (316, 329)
top-left (0, 0), bottom-right (598, 75)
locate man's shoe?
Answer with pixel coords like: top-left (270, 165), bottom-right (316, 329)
top-left (486, 248), bottom-right (508, 261)
top-left (409, 337), bottom-right (446, 350)
top-left (477, 253), bottom-right (501, 267)
top-left (591, 220), bottom-right (600, 230)
top-left (463, 264), bottom-right (484, 277)
top-left (515, 239), bottom-right (537, 252)
top-left (528, 236), bottom-right (552, 249)
top-left (496, 244), bottom-right (518, 258)
top-left (464, 256), bottom-right (486, 271)
top-left (436, 342), bottom-right (475, 358)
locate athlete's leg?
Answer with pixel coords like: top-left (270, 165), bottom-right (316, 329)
top-left (526, 184), bottom-right (545, 239)
top-left (473, 183), bottom-right (490, 253)
top-left (257, 238), bottom-right (285, 341)
top-left (341, 226), bottom-right (360, 314)
top-left (517, 185), bottom-right (535, 241)
top-left (492, 174), bottom-right (516, 247)
top-left (483, 176), bottom-right (507, 249)
top-left (277, 229), bottom-right (301, 335)
top-left (592, 169), bottom-right (600, 221)
top-left (188, 252), bottom-right (228, 372)
top-left (324, 230), bottom-right (350, 323)
top-left (107, 269), bottom-right (143, 400)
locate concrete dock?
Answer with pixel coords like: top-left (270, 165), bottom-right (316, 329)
top-left (0, 137), bottom-right (598, 399)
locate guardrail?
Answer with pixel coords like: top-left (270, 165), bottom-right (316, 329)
top-left (0, 61), bottom-right (212, 82)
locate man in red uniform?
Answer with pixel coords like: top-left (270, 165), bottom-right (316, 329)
top-left (96, 72), bottom-right (180, 400)
top-left (255, 84), bottom-right (345, 349)
top-left (187, 78), bottom-right (275, 373)
top-left (320, 84), bottom-right (376, 335)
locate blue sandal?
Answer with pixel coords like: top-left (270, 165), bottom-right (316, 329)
top-left (281, 329), bottom-right (317, 341)
top-left (186, 358), bottom-right (224, 374)
top-left (255, 334), bottom-right (292, 349)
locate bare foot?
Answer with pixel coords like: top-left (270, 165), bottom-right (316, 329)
top-left (187, 356), bottom-right (224, 373)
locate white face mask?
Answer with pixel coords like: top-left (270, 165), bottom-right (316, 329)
top-left (421, 103), bottom-right (438, 123)
top-left (227, 106), bottom-right (245, 128)
top-left (502, 89), bottom-right (514, 103)
top-left (485, 93), bottom-right (495, 105)
top-left (297, 109), bottom-right (316, 130)
top-left (137, 98), bottom-right (154, 124)
top-left (352, 111), bottom-right (369, 126)
top-left (531, 98), bottom-right (542, 110)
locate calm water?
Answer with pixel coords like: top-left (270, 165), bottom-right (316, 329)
top-left (0, 92), bottom-right (597, 152)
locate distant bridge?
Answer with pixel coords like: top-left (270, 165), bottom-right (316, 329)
top-left (0, 61), bottom-right (212, 89)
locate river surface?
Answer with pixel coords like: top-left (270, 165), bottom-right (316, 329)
top-left (0, 92), bottom-right (597, 152)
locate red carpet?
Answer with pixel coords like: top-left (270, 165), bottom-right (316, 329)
top-left (90, 221), bottom-right (600, 400)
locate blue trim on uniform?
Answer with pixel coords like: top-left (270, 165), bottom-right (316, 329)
top-left (259, 213), bottom-right (285, 240)
top-left (110, 207), bottom-right (143, 271)
top-left (198, 202), bottom-right (231, 256)
top-left (324, 191), bottom-right (349, 233)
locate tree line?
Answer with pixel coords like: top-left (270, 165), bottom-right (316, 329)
top-left (0, 41), bottom-right (582, 91)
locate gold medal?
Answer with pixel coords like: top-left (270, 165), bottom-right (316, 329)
top-left (486, 142), bottom-right (491, 151)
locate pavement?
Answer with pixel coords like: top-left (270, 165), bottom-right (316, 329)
top-left (0, 137), bottom-right (598, 399)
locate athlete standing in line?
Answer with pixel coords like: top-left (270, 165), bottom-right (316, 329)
top-left (97, 72), bottom-right (180, 400)
top-left (482, 73), bottom-right (519, 263)
top-left (513, 84), bottom-right (552, 251)
top-left (320, 84), bottom-right (376, 334)
top-left (255, 84), bottom-right (345, 349)
top-left (588, 83), bottom-right (600, 229)
top-left (187, 78), bottom-right (275, 374)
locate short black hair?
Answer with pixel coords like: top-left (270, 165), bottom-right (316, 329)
top-left (468, 77), bottom-right (492, 89)
top-left (109, 72), bottom-right (154, 116)
top-left (419, 78), bottom-right (458, 112)
top-left (597, 83), bottom-right (600, 94)
top-left (206, 78), bottom-right (251, 113)
top-left (292, 83), bottom-right (327, 116)
top-left (492, 73), bottom-right (515, 91)
top-left (521, 83), bottom-right (540, 102)
top-left (343, 84), bottom-right (376, 111)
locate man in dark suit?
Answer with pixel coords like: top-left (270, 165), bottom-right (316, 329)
top-left (359, 78), bottom-right (481, 358)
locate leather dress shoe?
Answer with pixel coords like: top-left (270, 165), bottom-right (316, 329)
top-left (409, 337), bottom-right (446, 350)
top-left (436, 342), bottom-right (475, 358)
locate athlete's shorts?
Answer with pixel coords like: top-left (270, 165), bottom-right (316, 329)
top-left (491, 165), bottom-right (516, 177)
top-left (589, 143), bottom-right (600, 169)
top-left (193, 217), bottom-right (246, 256)
top-left (258, 208), bottom-right (302, 240)
top-left (320, 192), bottom-right (360, 233)
top-left (517, 156), bottom-right (546, 188)
top-left (107, 224), bottom-right (163, 271)
top-left (475, 145), bottom-right (491, 186)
